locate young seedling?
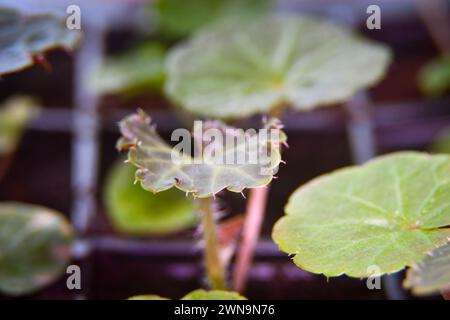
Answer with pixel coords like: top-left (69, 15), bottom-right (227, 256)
top-left (117, 109), bottom-right (285, 290)
top-left (164, 15), bottom-right (391, 291)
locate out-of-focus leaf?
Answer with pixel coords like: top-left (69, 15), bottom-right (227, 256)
top-left (128, 289), bottom-right (246, 300)
top-left (0, 202), bottom-right (74, 296)
top-left (104, 160), bottom-right (198, 235)
top-left (0, 96), bottom-right (40, 155)
top-left (272, 152), bottom-right (450, 278)
top-left (430, 126), bottom-right (450, 154)
top-left (181, 289), bottom-right (247, 300)
top-left (128, 294), bottom-right (169, 300)
top-left (419, 54), bottom-right (450, 96)
top-left (153, 0), bottom-right (273, 39)
top-left (404, 242), bottom-right (450, 295)
top-left (90, 43), bottom-right (166, 96)
top-left (117, 110), bottom-right (285, 198)
top-left (165, 15), bottom-right (391, 118)
top-left (0, 7), bottom-right (80, 75)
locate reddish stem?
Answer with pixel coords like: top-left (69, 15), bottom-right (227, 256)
top-left (232, 185), bottom-right (270, 292)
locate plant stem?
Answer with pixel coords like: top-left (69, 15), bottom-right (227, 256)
top-left (200, 197), bottom-right (226, 290)
top-left (232, 107), bottom-right (284, 293)
top-left (232, 185), bottom-right (270, 292)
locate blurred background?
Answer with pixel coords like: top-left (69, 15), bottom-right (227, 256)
top-left (0, 0), bottom-right (449, 299)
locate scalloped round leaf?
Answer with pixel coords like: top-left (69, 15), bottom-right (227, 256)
top-left (404, 242), bottom-right (450, 295)
top-left (0, 7), bottom-right (81, 75)
top-left (117, 110), bottom-right (285, 198)
top-left (153, 0), bottom-right (272, 39)
top-left (128, 289), bottom-right (246, 300)
top-left (181, 289), bottom-right (247, 300)
top-left (0, 96), bottom-right (40, 155)
top-left (90, 43), bottom-right (166, 96)
top-left (104, 160), bottom-right (198, 235)
top-left (165, 15), bottom-right (391, 118)
top-left (0, 202), bottom-right (74, 296)
top-left (419, 54), bottom-right (450, 97)
top-left (272, 152), bottom-right (450, 278)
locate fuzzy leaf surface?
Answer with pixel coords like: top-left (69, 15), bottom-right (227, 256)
top-left (117, 110), bottom-right (285, 198)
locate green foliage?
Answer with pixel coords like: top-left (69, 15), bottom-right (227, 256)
top-left (0, 96), bottom-right (40, 155)
top-left (104, 160), bottom-right (198, 235)
top-left (128, 289), bottom-right (247, 300)
top-left (404, 242), bottom-right (450, 295)
top-left (419, 54), bottom-right (450, 96)
top-left (0, 7), bottom-right (80, 75)
top-left (117, 110), bottom-right (285, 198)
top-left (272, 152), bottom-right (450, 278)
top-left (153, 0), bottom-right (273, 39)
top-left (90, 43), bottom-right (166, 97)
top-left (165, 15), bottom-right (391, 118)
top-left (0, 203), bottom-right (74, 296)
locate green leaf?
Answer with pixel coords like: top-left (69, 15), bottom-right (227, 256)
top-left (90, 43), bottom-right (166, 97)
top-left (165, 15), bottom-right (391, 118)
top-left (0, 202), bottom-right (74, 296)
top-left (0, 7), bottom-right (81, 75)
top-left (272, 152), bottom-right (450, 278)
top-left (0, 96), bottom-right (40, 155)
top-left (153, 0), bottom-right (272, 39)
top-left (104, 160), bottom-right (198, 235)
top-left (181, 289), bottom-right (247, 300)
top-left (404, 242), bottom-right (450, 295)
top-left (419, 54), bottom-right (450, 96)
top-left (128, 289), bottom-right (246, 300)
top-left (117, 110), bottom-right (285, 198)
